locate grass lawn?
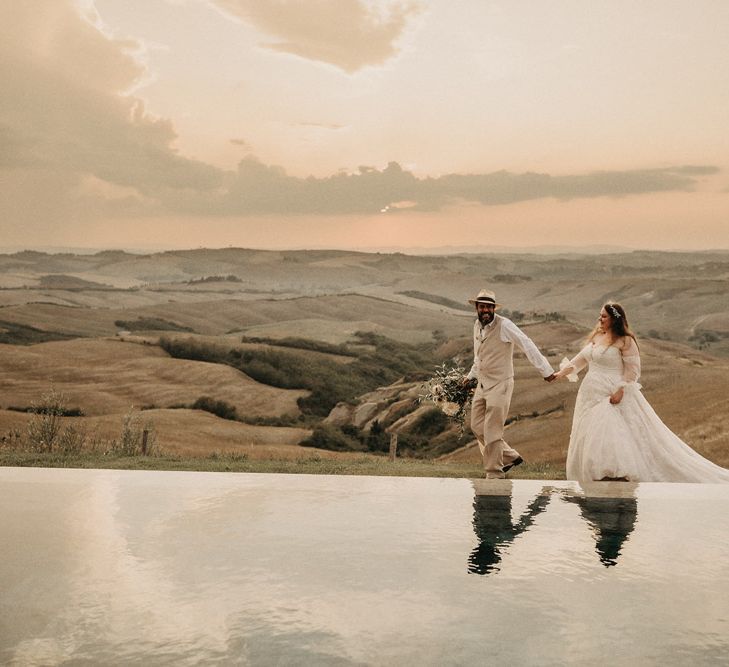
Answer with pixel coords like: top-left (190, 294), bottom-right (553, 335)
top-left (0, 450), bottom-right (566, 479)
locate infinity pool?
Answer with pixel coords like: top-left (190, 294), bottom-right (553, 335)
top-left (2, 468), bottom-right (728, 665)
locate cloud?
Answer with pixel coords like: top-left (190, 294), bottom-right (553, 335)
top-left (297, 122), bottom-right (346, 131)
top-left (0, 1), bottom-right (720, 238)
top-left (165, 160), bottom-right (719, 216)
top-left (0, 0), bottom-right (223, 229)
top-left (209, 0), bottom-right (422, 72)
top-left (230, 138), bottom-right (254, 150)
top-left (432, 166), bottom-right (720, 207)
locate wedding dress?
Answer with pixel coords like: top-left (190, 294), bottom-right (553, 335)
top-left (562, 341), bottom-right (729, 483)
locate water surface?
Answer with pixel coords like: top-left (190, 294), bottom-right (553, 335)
top-left (1, 468), bottom-right (728, 665)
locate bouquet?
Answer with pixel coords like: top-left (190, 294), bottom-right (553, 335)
top-left (420, 363), bottom-right (475, 434)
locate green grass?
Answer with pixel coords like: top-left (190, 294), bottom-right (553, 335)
top-left (159, 331), bottom-right (437, 417)
top-left (0, 449), bottom-right (566, 479)
top-left (0, 320), bottom-right (77, 345)
top-left (239, 335), bottom-right (359, 357)
top-left (396, 290), bottom-right (472, 312)
top-left (115, 317), bottom-right (194, 332)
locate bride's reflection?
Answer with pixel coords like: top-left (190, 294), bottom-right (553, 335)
top-left (468, 480), bottom-right (552, 575)
top-left (561, 483), bottom-right (638, 567)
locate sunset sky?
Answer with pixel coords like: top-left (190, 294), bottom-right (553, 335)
top-left (2, 0), bottom-right (728, 252)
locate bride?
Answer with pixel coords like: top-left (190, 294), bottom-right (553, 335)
top-left (555, 303), bottom-right (729, 483)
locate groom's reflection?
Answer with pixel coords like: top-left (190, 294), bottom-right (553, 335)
top-left (562, 483), bottom-right (638, 567)
top-left (468, 480), bottom-right (552, 575)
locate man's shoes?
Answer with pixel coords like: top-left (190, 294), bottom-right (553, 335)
top-left (502, 456), bottom-right (524, 473)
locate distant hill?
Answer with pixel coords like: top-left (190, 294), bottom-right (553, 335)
top-left (38, 274), bottom-right (113, 289)
top-left (0, 246), bottom-right (727, 354)
top-left (359, 243), bottom-right (638, 255)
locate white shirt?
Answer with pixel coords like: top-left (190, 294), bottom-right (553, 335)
top-left (468, 317), bottom-right (554, 379)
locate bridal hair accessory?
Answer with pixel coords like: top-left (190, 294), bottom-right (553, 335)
top-left (468, 289), bottom-right (501, 307)
top-left (606, 304), bottom-right (622, 319)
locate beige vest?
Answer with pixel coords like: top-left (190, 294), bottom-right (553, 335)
top-left (474, 315), bottom-right (514, 390)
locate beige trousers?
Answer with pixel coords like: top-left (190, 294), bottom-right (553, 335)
top-left (470, 378), bottom-right (520, 476)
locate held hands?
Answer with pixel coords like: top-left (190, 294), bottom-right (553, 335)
top-left (555, 359), bottom-right (579, 383)
top-left (544, 373), bottom-right (557, 383)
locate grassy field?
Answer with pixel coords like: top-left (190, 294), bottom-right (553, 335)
top-left (0, 339), bottom-right (306, 418)
top-left (0, 449), bottom-right (565, 479)
top-left (2, 319), bottom-right (728, 471)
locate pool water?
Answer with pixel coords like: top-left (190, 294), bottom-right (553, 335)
top-left (1, 468), bottom-right (728, 665)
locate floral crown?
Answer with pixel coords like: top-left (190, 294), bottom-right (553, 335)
top-left (606, 304), bottom-right (622, 320)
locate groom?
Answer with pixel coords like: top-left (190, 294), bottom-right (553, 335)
top-left (465, 289), bottom-right (555, 478)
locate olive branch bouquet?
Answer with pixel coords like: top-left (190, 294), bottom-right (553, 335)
top-left (420, 363), bottom-right (475, 434)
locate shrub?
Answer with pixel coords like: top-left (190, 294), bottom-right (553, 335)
top-left (239, 414), bottom-right (301, 427)
top-left (425, 430), bottom-right (466, 458)
top-left (0, 430), bottom-right (23, 449)
top-left (689, 331), bottom-right (719, 346)
top-left (300, 424), bottom-right (365, 452)
top-left (107, 409), bottom-right (157, 456)
top-left (4, 394), bottom-right (159, 457)
top-left (192, 396), bottom-right (238, 421)
top-left (115, 318), bottom-right (194, 332)
top-left (409, 408), bottom-right (449, 437)
top-left (366, 420), bottom-right (389, 452)
top-left (56, 423), bottom-right (87, 455)
top-left (8, 404), bottom-right (84, 416)
top-left (26, 389), bottom-right (68, 452)
top-left (159, 337), bottom-right (226, 363)
top-left (389, 432), bottom-right (426, 458)
top-left (0, 320), bottom-right (74, 345)
top-left (240, 335), bottom-right (357, 357)
top-left (23, 390), bottom-right (89, 454)
top-left (186, 275), bottom-right (242, 284)
top-left (160, 332), bottom-right (439, 418)
top-left (492, 274), bottom-right (532, 283)
top-left (396, 291), bottom-right (472, 312)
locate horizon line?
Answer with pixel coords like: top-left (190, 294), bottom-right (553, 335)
top-left (2, 243), bottom-right (729, 257)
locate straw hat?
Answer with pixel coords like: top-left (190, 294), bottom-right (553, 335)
top-left (467, 289), bottom-right (501, 307)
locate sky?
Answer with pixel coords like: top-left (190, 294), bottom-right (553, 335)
top-left (1, 0), bottom-right (728, 252)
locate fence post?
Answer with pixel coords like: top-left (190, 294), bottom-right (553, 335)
top-left (142, 429), bottom-right (149, 455)
top-left (389, 433), bottom-right (398, 462)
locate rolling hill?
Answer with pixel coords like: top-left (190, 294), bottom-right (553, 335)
top-left (0, 247), bottom-right (727, 467)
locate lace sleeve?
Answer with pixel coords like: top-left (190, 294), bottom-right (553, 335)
top-left (619, 337), bottom-right (641, 386)
top-left (559, 345), bottom-right (590, 381)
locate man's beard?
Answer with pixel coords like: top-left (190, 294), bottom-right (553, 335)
top-left (478, 312), bottom-right (493, 325)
